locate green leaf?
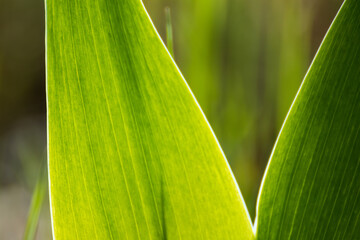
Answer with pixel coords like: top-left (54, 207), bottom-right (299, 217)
top-left (46, 0), bottom-right (253, 239)
top-left (255, 0), bottom-right (360, 239)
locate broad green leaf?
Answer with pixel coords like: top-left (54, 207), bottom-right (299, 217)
top-left (46, 0), bottom-right (253, 239)
top-left (255, 0), bottom-right (360, 239)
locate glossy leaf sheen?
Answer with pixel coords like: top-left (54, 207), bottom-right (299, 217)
top-left (46, 0), bottom-right (253, 239)
top-left (255, 0), bottom-right (360, 239)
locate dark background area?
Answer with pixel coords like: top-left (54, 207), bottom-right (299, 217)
top-left (0, 0), bottom-right (342, 238)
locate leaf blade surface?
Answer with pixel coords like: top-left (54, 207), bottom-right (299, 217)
top-left (255, 0), bottom-right (360, 239)
top-left (46, 0), bottom-right (253, 239)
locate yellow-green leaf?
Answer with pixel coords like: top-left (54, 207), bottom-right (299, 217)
top-left (46, 0), bottom-right (253, 239)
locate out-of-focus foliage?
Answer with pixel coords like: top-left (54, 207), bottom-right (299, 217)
top-left (0, 0), bottom-right (342, 238)
top-left (24, 164), bottom-right (46, 240)
top-left (143, 0), bottom-right (342, 217)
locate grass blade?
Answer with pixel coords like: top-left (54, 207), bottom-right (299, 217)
top-left (165, 7), bottom-right (174, 58)
top-left (255, 0), bottom-right (360, 239)
top-left (23, 164), bottom-right (46, 240)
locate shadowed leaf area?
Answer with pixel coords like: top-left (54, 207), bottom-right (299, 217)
top-left (255, 0), bottom-right (360, 239)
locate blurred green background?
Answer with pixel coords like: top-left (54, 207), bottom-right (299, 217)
top-left (0, 0), bottom-right (342, 238)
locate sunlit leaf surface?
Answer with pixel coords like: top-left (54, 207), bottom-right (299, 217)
top-left (46, 0), bottom-right (253, 239)
top-left (255, 0), bottom-right (360, 239)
